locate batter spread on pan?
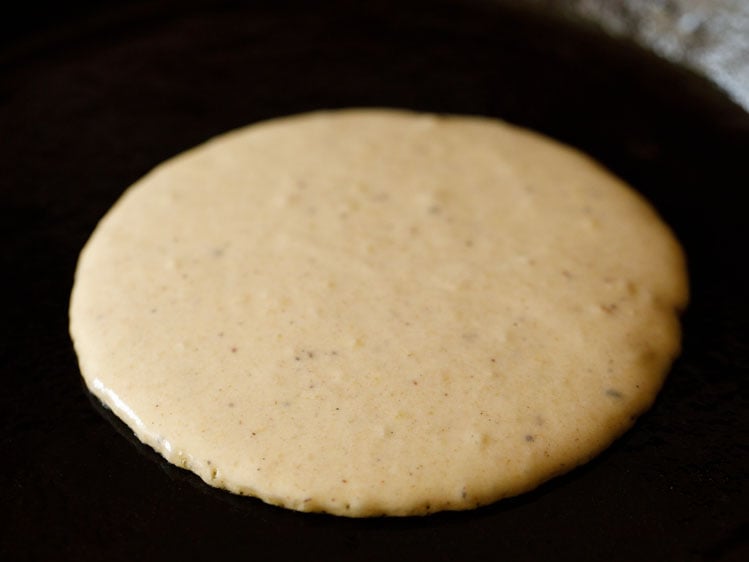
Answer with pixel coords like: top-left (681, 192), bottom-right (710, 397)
top-left (70, 109), bottom-right (688, 516)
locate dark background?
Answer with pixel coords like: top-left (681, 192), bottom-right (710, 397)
top-left (2, 1), bottom-right (747, 560)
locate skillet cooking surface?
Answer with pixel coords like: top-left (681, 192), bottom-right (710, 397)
top-left (2, 1), bottom-right (747, 560)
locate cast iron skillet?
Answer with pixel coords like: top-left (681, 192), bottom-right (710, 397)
top-left (2, 1), bottom-right (747, 560)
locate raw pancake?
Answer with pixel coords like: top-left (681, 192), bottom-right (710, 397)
top-left (69, 109), bottom-right (688, 517)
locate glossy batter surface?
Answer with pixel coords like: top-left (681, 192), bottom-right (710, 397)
top-left (70, 109), bottom-right (688, 516)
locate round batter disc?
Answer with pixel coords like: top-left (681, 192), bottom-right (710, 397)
top-left (70, 109), bottom-right (688, 516)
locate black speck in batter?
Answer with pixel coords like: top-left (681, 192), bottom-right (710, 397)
top-left (606, 388), bottom-right (624, 399)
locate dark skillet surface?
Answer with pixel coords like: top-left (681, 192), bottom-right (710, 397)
top-left (2, 1), bottom-right (748, 560)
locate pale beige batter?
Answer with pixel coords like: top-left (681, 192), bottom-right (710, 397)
top-left (70, 109), bottom-right (688, 516)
